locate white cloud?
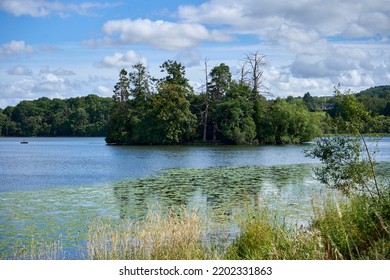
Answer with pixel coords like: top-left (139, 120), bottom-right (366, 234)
top-left (0, 73), bottom-right (116, 107)
top-left (179, 0), bottom-right (390, 38)
top-left (175, 49), bottom-right (202, 67)
top-left (95, 51), bottom-right (147, 69)
top-left (340, 70), bottom-right (375, 88)
top-left (0, 0), bottom-right (120, 17)
top-left (0, 40), bottom-right (34, 58)
top-left (95, 85), bottom-right (112, 96)
top-left (99, 18), bottom-right (231, 50)
top-left (7, 65), bottom-right (33, 76)
top-left (175, 0), bottom-right (390, 95)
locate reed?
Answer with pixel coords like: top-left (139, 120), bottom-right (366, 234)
top-left (87, 206), bottom-right (211, 260)
top-left (224, 207), bottom-right (326, 260)
top-left (311, 191), bottom-right (390, 259)
top-left (12, 236), bottom-right (64, 260)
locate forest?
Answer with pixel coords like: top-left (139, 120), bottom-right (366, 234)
top-left (0, 94), bottom-right (112, 137)
top-left (0, 57), bottom-right (389, 143)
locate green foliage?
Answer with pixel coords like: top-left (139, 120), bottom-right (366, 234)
top-left (225, 208), bottom-right (326, 260)
top-left (260, 99), bottom-right (322, 144)
top-left (159, 60), bottom-right (193, 94)
top-left (306, 87), bottom-right (383, 198)
top-left (312, 192), bottom-right (390, 259)
top-left (214, 82), bottom-right (256, 144)
top-left (306, 136), bottom-right (373, 194)
top-left (142, 84), bottom-right (197, 144)
top-left (356, 85), bottom-right (390, 116)
top-left (329, 88), bottom-right (371, 134)
top-left (1, 95), bottom-right (112, 137)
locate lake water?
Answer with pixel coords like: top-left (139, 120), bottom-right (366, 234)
top-left (0, 137), bottom-right (389, 259)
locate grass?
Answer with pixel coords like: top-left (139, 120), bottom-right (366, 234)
top-left (11, 236), bottom-right (64, 260)
top-left (311, 191), bottom-right (390, 259)
top-left (87, 206), bottom-right (212, 260)
top-left (224, 207), bottom-right (326, 260)
top-left (85, 190), bottom-right (389, 260)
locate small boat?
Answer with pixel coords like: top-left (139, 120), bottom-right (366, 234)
top-left (20, 140), bottom-right (29, 144)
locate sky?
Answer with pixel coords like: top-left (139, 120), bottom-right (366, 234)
top-left (0, 0), bottom-right (389, 108)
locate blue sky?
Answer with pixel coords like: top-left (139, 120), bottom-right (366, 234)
top-left (0, 0), bottom-right (389, 108)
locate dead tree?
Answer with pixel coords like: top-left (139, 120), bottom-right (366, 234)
top-left (242, 51), bottom-right (269, 95)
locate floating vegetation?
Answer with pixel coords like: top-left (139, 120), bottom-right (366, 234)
top-left (1, 163), bottom-right (338, 259)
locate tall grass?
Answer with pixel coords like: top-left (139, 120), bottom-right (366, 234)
top-left (225, 191), bottom-right (389, 260)
top-left (12, 237), bottom-right (63, 260)
top-left (311, 191), bottom-right (390, 259)
top-left (224, 207), bottom-right (326, 260)
top-left (87, 207), bottom-right (211, 260)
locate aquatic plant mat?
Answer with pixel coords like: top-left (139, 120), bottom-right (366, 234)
top-left (1, 163), bottom-right (388, 259)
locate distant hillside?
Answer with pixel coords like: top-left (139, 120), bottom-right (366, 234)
top-left (357, 85), bottom-right (390, 116)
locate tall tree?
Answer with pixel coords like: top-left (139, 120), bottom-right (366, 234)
top-left (159, 60), bottom-right (193, 94)
top-left (129, 63), bottom-right (153, 103)
top-left (209, 63), bottom-right (232, 141)
top-left (143, 83), bottom-right (197, 144)
top-left (106, 69), bottom-right (131, 144)
top-left (242, 51), bottom-right (268, 94)
top-left (215, 81), bottom-right (256, 144)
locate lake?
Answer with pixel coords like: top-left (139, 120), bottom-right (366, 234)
top-left (0, 137), bottom-right (389, 259)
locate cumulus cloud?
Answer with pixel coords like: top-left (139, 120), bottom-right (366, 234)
top-left (0, 74), bottom-right (116, 107)
top-left (176, 49), bottom-right (202, 67)
top-left (95, 85), bottom-right (112, 96)
top-left (179, 0), bottom-right (390, 38)
top-left (0, 0), bottom-right (120, 17)
top-left (0, 40), bottom-right (34, 58)
top-left (95, 51), bottom-right (147, 69)
top-left (175, 0), bottom-right (390, 95)
top-left (7, 65), bottom-right (33, 76)
top-left (98, 18), bottom-right (231, 50)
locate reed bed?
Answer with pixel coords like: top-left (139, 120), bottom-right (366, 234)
top-left (86, 192), bottom-right (390, 260)
top-left (87, 207), bottom-right (213, 260)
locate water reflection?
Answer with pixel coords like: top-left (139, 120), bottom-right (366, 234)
top-left (112, 164), bottom-right (318, 220)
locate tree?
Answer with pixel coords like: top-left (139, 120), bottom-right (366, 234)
top-left (208, 63), bottom-right (232, 141)
top-left (142, 83), bottom-right (197, 144)
top-left (129, 63), bottom-right (153, 103)
top-left (328, 86), bottom-right (370, 134)
top-left (215, 81), bottom-right (256, 144)
top-left (209, 63), bottom-right (232, 102)
top-left (262, 99), bottom-right (321, 144)
top-left (303, 92), bottom-right (317, 111)
top-left (0, 109), bottom-right (10, 136)
top-left (306, 87), bottom-right (381, 198)
top-left (242, 51), bottom-right (268, 94)
top-left (159, 60), bottom-right (193, 94)
top-left (106, 69), bottom-right (131, 144)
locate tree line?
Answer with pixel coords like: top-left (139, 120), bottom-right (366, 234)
top-left (0, 95), bottom-right (112, 137)
top-left (105, 56), bottom-right (389, 145)
top-left (1, 56), bottom-right (389, 143)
